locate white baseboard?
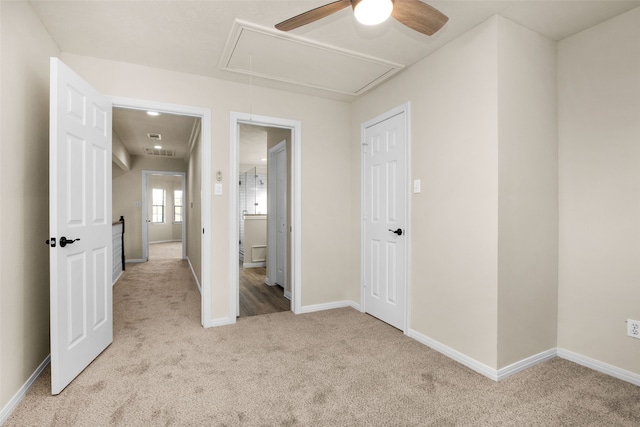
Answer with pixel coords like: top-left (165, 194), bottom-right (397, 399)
top-left (0, 355), bottom-right (50, 425)
top-left (558, 347), bottom-right (640, 387)
top-left (204, 316), bottom-right (236, 328)
top-left (284, 290), bottom-right (292, 300)
top-left (497, 348), bottom-right (557, 380)
top-left (407, 329), bottom-right (499, 380)
top-left (149, 239), bottom-right (182, 244)
top-left (186, 256), bottom-right (201, 294)
top-left (125, 259), bottom-right (145, 264)
top-left (242, 262), bottom-right (266, 268)
top-left (112, 271), bottom-right (124, 287)
top-left (298, 300), bottom-right (361, 314)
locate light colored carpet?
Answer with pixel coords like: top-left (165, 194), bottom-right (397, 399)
top-left (148, 241), bottom-right (182, 260)
top-left (6, 256), bottom-right (640, 426)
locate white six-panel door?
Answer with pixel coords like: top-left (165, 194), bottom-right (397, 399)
top-left (49, 58), bottom-right (113, 394)
top-left (363, 107), bottom-right (408, 331)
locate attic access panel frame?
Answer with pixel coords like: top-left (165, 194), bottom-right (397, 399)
top-left (220, 20), bottom-right (404, 97)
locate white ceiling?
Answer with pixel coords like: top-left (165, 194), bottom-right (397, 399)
top-left (239, 124), bottom-right (270, 169)
top-left (113, 107), bottom-right (199, 160)
top-left (30, 0), bottom-right (640, 102)
top-left (36, 1), bottom-right (640, 161)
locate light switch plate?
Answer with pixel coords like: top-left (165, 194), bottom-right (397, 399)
top-left (413, 179), bottom-right (421, 194)
top-left (214, 183), bottom-right (223, 196)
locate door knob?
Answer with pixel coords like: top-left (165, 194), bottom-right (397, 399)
top-left (59, 236), bottom-right (80, 248)
top-left (388, 228), bottom-right (403, 236)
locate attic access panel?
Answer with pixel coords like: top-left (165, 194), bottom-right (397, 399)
top-left (220, 20), bottom-right (404, 96)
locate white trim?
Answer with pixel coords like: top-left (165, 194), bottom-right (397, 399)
top-left (219, 20), bottom-right (404, 97)
top-left (230, 112), bottom-right (302, 325)
top-left (112, 271), bottom-right (123, 286)
top-left (187, 256), bottom-right (202, 294)
top-left (267, 140), bottom-right (287, 292)
top-left (407, 328), bottom-right (499, 380)
top-left (208, 317), bottom-right (237, 327)
top-left (360, 102), bottom-right (410, 332)
top-left (149, 239), bottom-right (183, 244)
top-left (298, 300), bottom-right (361, 314)
top-left (0, 355), bottom-right (50, 425)
top-left (497, 348), bottom-right (557, 381)
top-left (558, 348), bottom-right (640, 387)
top-left (110, 97), bottom-right (212, 329)
top-left (242, 262), bottom-right (267, 268)
top-left (125, 259), bottom-right (145, 264)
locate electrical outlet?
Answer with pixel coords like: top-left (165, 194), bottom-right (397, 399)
top-left (627, 319), bottom-right (640, 339)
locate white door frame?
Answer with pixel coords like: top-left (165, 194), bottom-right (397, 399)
top-left (142, 170), bottom-right (187, 260)
top-left (360, 102), bottom-right (411, 332)
top-left (267, 140), bottom-right (288, 296)
top-left (230, 112), bottom-right (302, 320)
top-left (111, 96), bottom-right (213, 328)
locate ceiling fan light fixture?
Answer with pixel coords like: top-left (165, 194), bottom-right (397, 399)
top-left (353, 0), bottom-right (393, 26)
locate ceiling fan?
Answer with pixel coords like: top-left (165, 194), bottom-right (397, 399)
top-left (275, 0), bottom-right (449, 36)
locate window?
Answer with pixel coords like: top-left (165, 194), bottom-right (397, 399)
top-left (152, 188), bottom-right (165, 223)
top-left (174, 190), bottom-right (183, 223)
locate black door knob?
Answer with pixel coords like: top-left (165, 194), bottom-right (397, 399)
top-left (388, 228), bottom-right (403, 236)
top-left (59, 236), bottom-right (80, 248)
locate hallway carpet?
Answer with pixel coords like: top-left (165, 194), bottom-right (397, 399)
top-left (5, 257), bottom-right (640, 425)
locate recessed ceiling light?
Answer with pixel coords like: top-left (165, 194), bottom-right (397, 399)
top-left (261, 158), bottom-right (267, 161)
top-left (147, 111), bottom-right (160, 116)
top-left (154, 145), bottom-right (162, 149)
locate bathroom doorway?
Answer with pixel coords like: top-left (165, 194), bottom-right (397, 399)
top-left (237, 123), bottom-right (290, 317)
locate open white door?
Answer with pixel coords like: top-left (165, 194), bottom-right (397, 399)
top-left (49, 58), bottom-right (113, 394)
top-left (362, 106), bottom-right (408, 331)
top-left (268, 140), bottom-right (287, 292)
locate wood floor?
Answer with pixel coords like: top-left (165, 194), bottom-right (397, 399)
top-left (239, 266), bottom-right (290, 317)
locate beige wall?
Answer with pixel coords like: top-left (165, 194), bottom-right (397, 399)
top-left (496, 18), bottom-right (558, 368)
top-left (112, 130), bottom-right (131, 171)
top-left (60, 52), bottom-right (355, 319)
top-left (558, 7), bottom-right (640, 374)
top-left (351, 16), bottom-right (559, 370)
top-left (187, 124), bottom-right (202, 285)
top-left (352, 17), bottom-right (501, 368)
top-left (112, 156), bottom-right (187, 260)
top-left (0, 0), bottom-right (60, 413)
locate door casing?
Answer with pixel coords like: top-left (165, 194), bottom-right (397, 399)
top-left (230, 112), bottom-right (302, 320)
top-left (111, 96), bottom-right (213, 327)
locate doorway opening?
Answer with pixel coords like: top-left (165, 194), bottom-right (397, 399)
top-left (111, 98), bottom-right (212, 327)
top-left (230, 112), bottom-right (302, 320)
top-left (237, 125), bottom-right (289, 317)
top-left (141, 171), bottom-right (186, 261)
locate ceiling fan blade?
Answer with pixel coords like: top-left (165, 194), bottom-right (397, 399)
top-left (275, 0), bottom-right (352, 31)
top-left (392, 0), bottom-right (449, 36)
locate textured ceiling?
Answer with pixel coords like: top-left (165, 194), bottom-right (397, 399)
top-left (30, 1), bottom-right (640, 101)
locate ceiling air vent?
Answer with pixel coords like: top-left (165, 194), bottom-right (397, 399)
top-left (147, 133), bottom-right (162, 140)
top-left (144, 148), bottom-right (176, 157)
